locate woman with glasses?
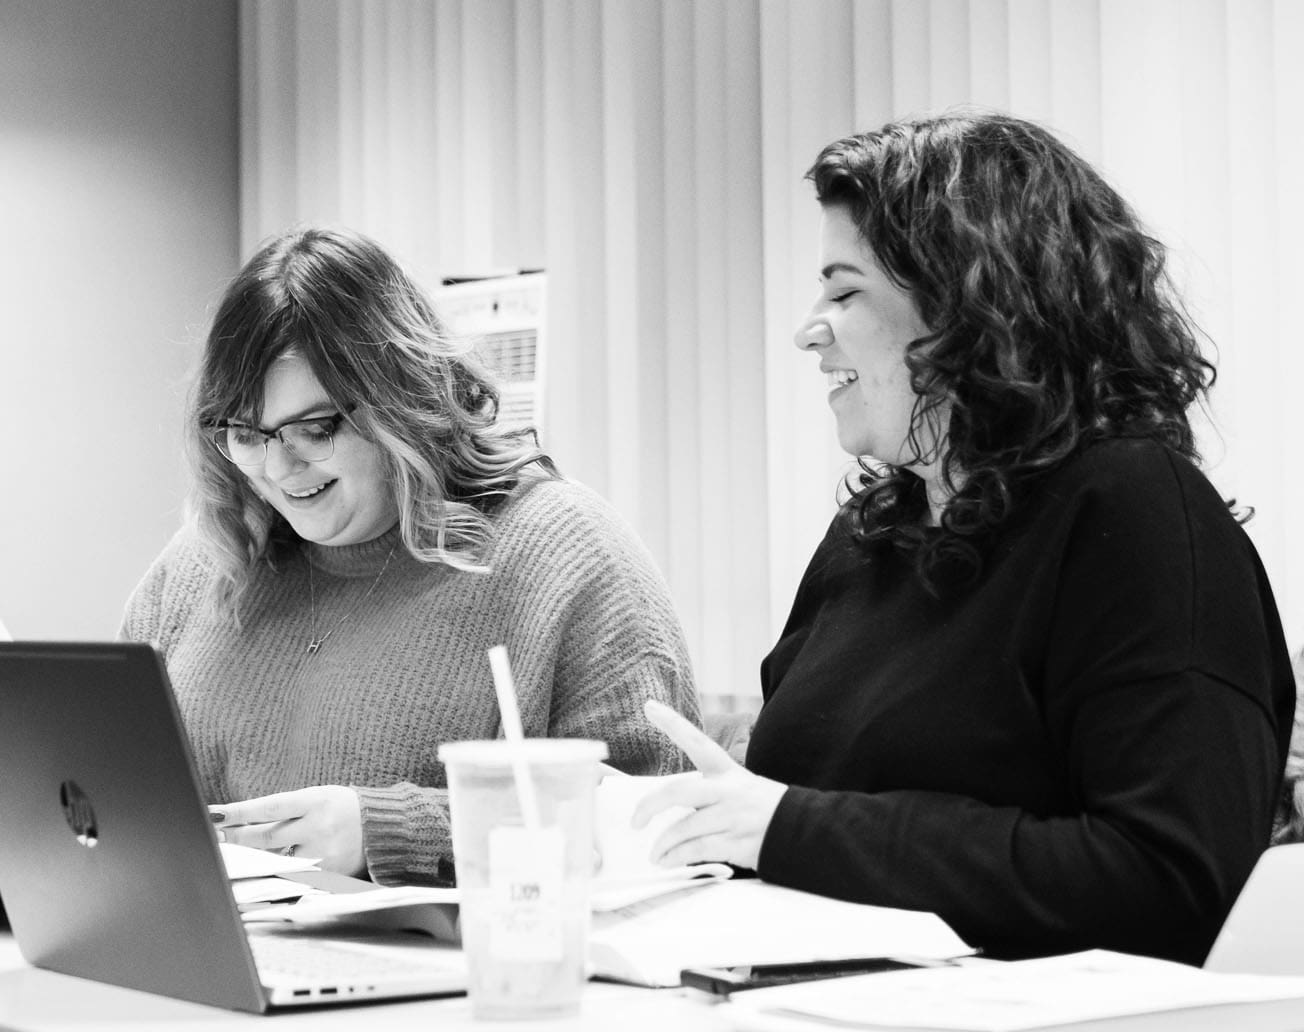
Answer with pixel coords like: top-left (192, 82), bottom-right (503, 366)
top-left (633, 111), bottom-right (1294, 965)
top-left (120, 225), bottom-right (700, 883)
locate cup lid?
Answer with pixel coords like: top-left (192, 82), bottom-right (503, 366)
top-left (437, 738), bottom-right (609, 766)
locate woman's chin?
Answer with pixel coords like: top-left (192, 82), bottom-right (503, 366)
top-left (280, 513), bottom-right (346, 546)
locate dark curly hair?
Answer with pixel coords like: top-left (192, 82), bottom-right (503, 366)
top-left (807, 110), bottom-right (1216, 590)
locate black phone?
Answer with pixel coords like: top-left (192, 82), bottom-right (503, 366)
top-left (680, 956), bottom-right (935, 997)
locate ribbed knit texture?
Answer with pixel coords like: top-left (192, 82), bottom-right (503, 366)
top-left (120, 476), bottom-right (700, 886)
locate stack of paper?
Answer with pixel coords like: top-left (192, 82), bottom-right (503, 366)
top-left (590, 879), bottom-right (970, 988)
top-left (722, 950), bottom-right (1304, 1032)
top-left (591, 774), bottom-right (732, 909)
top-left (232, 776), bottom-right (973, 991)
top-left (219, 842), bottom-right (323, 906)
top-left (243, 885), bottom-right (462, 940)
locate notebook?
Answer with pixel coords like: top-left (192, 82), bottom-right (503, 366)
top-left (1204, 842), bottom-right (1304, 975)
top-left (0, 640), bottom-right (466, 1012)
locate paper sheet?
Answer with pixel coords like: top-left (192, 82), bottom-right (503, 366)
top-left (241, 884), bottom-right (461, 922)
top-left (592, 775), bottom-right (732, 909)
top-left (590, 879), bottom-right (971, 987)
top-left (230, 876), bottom-right (325, 906)
top-left (240, 884), bottom-right (462, 942)
top-left (219, 841), bottom-right (321, 880)
top-left (726, 950), bottom-right (1304, 1032)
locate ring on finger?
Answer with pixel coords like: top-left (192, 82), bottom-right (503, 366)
top-left (281, 844), bottom-right (296, 858)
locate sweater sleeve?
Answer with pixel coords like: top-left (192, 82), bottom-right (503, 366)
top-left (551, 653), bottom-right (699, 775)
top-left (119, 557), bottom-right (166, 645)
top-left (118, 527), bottom-right (211, 659)
top-left (355, 782), bottom-right (457, 886)
top-left (355, 661), bottom-right (700, 888)
top-left (356, 479), bottom-right (701, 886)
top-left (507, 479), bottom-right (701, 773)
top-left (755, 446), bottom-right (1291, 964)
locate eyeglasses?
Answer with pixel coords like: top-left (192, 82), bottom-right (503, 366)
top-left (211, 408), bottom-right (355, 467)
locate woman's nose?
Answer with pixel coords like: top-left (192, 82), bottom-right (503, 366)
top-left (263, 436), bottom-right (307, 480)
top-left (794, 317), bottom-right (834, 351)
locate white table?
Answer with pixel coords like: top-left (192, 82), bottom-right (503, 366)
top-left (0, 935), bottom-right (730, 1031)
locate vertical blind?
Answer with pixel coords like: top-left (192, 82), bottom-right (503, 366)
top-left (241, 0), bottom-right (1304, 708)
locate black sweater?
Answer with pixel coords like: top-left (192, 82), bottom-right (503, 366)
top-left (752, 439), bottom-right (1293, 965)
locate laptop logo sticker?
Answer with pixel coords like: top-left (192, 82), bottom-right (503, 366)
top-left (60, 780), bottom-right (99, 847)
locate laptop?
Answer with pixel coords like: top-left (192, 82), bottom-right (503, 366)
top-left (0, 640), bottom-right (466, 1012)
top-left (1205, 843), bottom-right (1304, 975)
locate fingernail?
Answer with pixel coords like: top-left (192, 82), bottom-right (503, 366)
top-left (210, 809), bottom-right (226, 825)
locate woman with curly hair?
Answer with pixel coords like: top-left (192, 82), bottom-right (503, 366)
top-left (636, 111), bottom-right (1293, 965)
top-left (121, 225), bottom-right (699, 884)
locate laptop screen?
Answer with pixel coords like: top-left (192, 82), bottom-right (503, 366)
top-left (1204, 843), bottom-right (1304, 975)
top-left (0, 640), bottom-right (466, 1011)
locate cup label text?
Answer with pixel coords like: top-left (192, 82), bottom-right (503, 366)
top-left (487, 825), bottom-right (566, 961)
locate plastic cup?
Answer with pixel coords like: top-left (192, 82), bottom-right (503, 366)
top-left (439, 738), bottom-right (608, 1020)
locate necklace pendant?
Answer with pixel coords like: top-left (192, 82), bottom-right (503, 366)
top-left (304, 544), bottom-right (395, 660)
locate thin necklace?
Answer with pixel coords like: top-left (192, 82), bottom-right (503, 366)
top-left (305, 545), bottom-right (397, 655)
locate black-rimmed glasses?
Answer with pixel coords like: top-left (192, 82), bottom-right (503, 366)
top-left (211, 408), bottom-right (355, 467)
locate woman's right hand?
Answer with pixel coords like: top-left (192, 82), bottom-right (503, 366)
top-left (631, 700), bottom-right (787, 872)
top-left (212, 785), bottom-right (366, 877)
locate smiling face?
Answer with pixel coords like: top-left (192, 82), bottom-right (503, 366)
top-left (237, 352), bottom-right (399, 547)
top-left (795, 205), bottom-right (939, 470)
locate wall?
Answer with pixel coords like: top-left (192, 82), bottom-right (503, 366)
top-left (0, 0), bottom-right (240, 638)
top-left (4, 0), bottom-right (1300, 679)
top-left (240, 0), bottom-right (1304, 707)
top-left (240, 0), bottom-right (793, 704)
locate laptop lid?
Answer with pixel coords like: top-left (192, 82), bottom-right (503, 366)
top-left (0, 641), bottom-right (463, 1012)
top-left (1204, 843), bottom-right (1304, 975)
top-left (0, 641), bottom-right (268, 1010)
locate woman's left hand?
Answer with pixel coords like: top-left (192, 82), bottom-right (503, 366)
top-left (632, 699), bottom-right (788, 872)
top-left (211, 786), bottom-right (365, 877)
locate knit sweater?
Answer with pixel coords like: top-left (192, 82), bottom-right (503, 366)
top-left (120, 475), bottom-right (700, 886)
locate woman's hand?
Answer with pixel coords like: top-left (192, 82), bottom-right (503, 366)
top-left (632, 699), bottom-right (788, 872)
top-left (211, 786), bottom-right (365, 877)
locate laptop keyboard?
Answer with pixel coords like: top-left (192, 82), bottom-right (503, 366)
top-left (249, 932), bottom-right (445, 983)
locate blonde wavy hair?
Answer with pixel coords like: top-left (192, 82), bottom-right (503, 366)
top-left (186, 225), bottom-right (554, 617)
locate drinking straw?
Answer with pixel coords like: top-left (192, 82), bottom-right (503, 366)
top-left (487, 644), bottom-right (541, 832)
